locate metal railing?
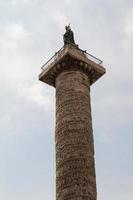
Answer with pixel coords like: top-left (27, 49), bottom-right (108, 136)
top-left (41, 46), bottom-right (64, 70)
top-left (82, 50), bottom-right (103, 65)
top-left (41, 45), bottom-right (103, 70)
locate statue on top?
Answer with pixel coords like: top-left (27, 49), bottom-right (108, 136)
top-left (63, 24), bottom-right (75, 45)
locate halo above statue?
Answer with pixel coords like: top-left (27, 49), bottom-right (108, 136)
top-left (63, 24), bottom-right (75, 45)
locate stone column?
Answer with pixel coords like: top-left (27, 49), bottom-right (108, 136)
top-left (39, 44), bottom-right (106, 200)
top-left (55, 70), bottom-right (96, 200)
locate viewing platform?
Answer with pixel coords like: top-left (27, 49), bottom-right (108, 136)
top-left (39, 44), bottom-right (106, 87)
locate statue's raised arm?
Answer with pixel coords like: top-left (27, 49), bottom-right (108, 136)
top-left (63, 25), bottom-right (75, 45)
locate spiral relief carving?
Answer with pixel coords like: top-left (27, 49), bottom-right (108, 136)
top-left (55, 70), bottom-right (97, 200)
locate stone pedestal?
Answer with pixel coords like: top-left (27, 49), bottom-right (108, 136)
top-left (39, 44), bottom-right (106, 200)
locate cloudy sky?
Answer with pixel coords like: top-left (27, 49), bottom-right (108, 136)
top-left (0, 0), bottom-right (133, 199)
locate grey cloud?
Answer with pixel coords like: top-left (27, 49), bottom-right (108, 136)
top-left (0, 0), bottom-right (133, 199)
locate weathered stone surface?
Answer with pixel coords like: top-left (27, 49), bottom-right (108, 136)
top-left (39, 44), bottom-right (106, 87)
top-left (55, 70), bottom-right (97, 200)
top-left (39, 44), bottom-right (106, 200)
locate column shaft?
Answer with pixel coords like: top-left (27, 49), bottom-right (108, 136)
top-left (55, 70), bottom-right (96, 200)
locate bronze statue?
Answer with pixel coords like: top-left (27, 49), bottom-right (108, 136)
top-left (63, 25), bottom-right (75, 45)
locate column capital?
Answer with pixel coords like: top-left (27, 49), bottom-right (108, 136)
top-left (39, 44), bottom-right (106, 87)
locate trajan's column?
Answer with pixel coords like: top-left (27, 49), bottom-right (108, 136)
top-left (39, 25), bottom-right (106, 200)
